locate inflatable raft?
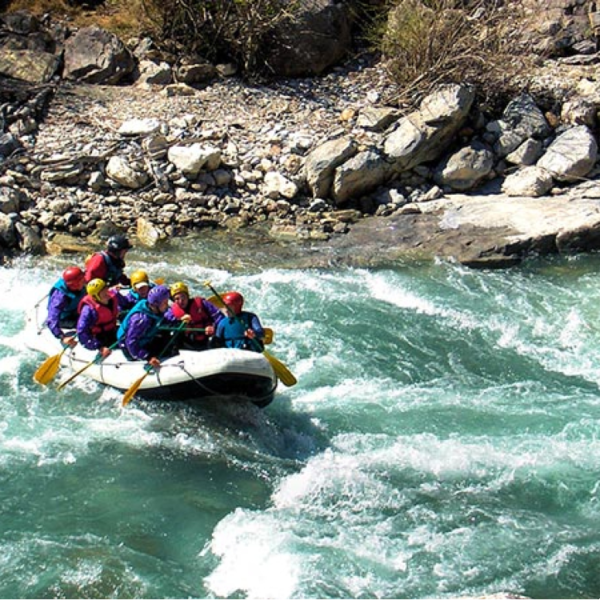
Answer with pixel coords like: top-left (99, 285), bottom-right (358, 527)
top-left (25, 304), bottom-right (278, 408)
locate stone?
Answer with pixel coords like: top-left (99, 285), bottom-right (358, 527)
top-left (537, 125), bottom-right (598, 182)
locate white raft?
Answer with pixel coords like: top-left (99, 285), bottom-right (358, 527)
top-left (25, 303), bottom-right (278, 408)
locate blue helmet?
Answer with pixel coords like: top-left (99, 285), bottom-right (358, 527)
top-left (147, 285), bottom-right (169, 306)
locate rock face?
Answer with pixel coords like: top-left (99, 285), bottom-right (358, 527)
top-left (329, 186), bottom-right (600, 269)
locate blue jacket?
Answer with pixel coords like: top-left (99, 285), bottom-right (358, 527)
top-left (214, 311), bottom-right (264, 351)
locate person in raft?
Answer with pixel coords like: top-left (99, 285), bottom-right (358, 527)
top-left (46, 266), bottom-right (87, 348)
top-left (117, 285), bottom-right (189, 368)
top-left (76, 279), bottom-right (124, 358)
top-left (165, 281), bottom-right (224, 350)
top-left (85, 234), bottom-right (132, 287)
top-left (214, 291), bottom-right (265, 352)
top-left (120, 269), bottom-right (154, 312)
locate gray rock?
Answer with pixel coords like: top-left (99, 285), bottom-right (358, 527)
top-left (333, 150), bottom-right (392, 206)
top-left (537, 125), bottom-right (598, 181)
top-left (502, 166), bottom-right (554, 197)
top-left (304, 136), bottom-right (358, 199)
top-left (63, 26), bottom-right (135, 84)
top-left (434, 143), bottom-right (495, 191)
top-left (15, 221), bottom-right (43, 254)
top-left (0, 212), bottom-right (17, 247)
top-left (505, 139), bottom-right (544, 166)
top-left (384, 84), bottom-right (474, 172)
top-left (106, 156), bottom-right (149, 189)
top-left (263, 0), bottom-right (352, 77)
top-left (0, 48), bottom-right (60, 83)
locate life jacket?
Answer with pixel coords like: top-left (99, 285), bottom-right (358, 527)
top-left (48, 278), bottom-right (85, 320)
top-left (170, 298), bottom-right (212, 341)
top-left (219, 313), bottom-right (254, 349)
top-left (86, 251), bottom-right (125, 285)
top-left (117, 299), bottom-right (163, 347)
top-left (78, 293), bottom-right (119, 334)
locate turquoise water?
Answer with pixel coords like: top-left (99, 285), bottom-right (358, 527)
top-left (2, 251), bottom-right (600, 599)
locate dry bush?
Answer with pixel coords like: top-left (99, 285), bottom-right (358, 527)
top-left (139, 0), bottom-right (300, 72)
top-left (375, 0), bottom-right (537, 109)
top-left (5, 0), bottom-right (151, 38)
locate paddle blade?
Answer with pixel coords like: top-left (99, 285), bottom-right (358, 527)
top-left (263, 328), bottom-right (273, 345)
top-left (207, 294), bottom-right (227, 309)
top-left (122, 372), bottom-right (149, 407)
top-left (263, 350), bottom-right (297, 387)
top-left (33, 353), bottom-right (62, 385)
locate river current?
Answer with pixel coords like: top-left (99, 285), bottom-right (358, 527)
top-left (2, 242), bottom-right (600, 599)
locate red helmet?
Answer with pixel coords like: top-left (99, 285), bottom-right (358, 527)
top-left (63, 266), bottom-right (85, 288)
top-left (223, 291), bottom-right (244, 314)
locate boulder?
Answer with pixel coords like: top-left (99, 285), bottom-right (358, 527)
top-left (63, 26), bottom-right (135, 84)
top-left (332, 150), bottom-right (392, 205)
top-left (263, 0), bottom-right (352, 76)
top-left (105, 156), bottom-right (149, 189)
top-left (0, 213), bottom-right (17, 248)
top-left (15, 221), bottom-right (43, 254)
top-left (537, 125), bottom-right (598, 182)
top-left (384, 84), bottom-right (474, 172)
top-left (304, 136), bottom-right (358, 198)
top-left (0, 48), bottom-right (60, 83)
top-left (502, 166), bottom-right (554, 197)
top-left (434, 143), bottom-right (495, 191)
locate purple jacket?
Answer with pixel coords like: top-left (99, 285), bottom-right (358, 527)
top-left (119, 303), bottom-right (180, 360)
top-left (77, 294), bottom-right (128, 350)
top-left (47, 281), bottom-right (85, 339)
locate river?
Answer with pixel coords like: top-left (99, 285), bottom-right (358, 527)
top-left (2, 241), bottom-right (600, 599)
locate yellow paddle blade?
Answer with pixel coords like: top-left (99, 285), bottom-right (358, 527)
top-left (122, 372), bottom-right (149, 407)
top-left (207, 294), bottom-right (225, 309)
top-left (33, 348), bottom-right (67, 385)
top-left (263, 350), bottom-right (297, 387)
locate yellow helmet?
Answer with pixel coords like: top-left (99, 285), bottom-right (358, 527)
top-left (130, 269), bottom-right (149, 288)
top-left (87, 278), bottom-right (107, 301)
top-left (170, 281), bottom-right (189, 298)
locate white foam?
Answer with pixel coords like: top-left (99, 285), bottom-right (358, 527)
top-left (204, 509), bottom-right (301, 599)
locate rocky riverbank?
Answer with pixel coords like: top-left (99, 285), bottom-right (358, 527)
top-left (2, 7), bottom-right (600, 268)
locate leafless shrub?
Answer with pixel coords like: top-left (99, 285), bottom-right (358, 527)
top-left (374, 0), bottom-right (538, 109)
top-left (139, 0), bottom-right (300, 73)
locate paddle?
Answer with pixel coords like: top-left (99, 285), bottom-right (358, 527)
top-left (157, 324), bottom-right (273, 344)
top-left (122, 321), bottom-right (187, 407)
top-left (33, 344), bottom-right (71, 386)
top-left (56, 340), bottom-right (120, 390)
top-left (204, 282), bottom-right (297, 387)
